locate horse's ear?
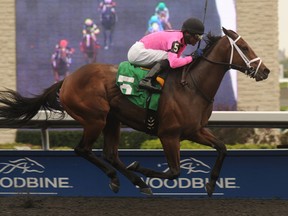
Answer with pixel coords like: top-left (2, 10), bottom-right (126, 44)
top-left (222, 27), bottom-right (228, 36)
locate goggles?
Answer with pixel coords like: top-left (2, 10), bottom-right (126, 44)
top-left (194, 34), bottom-right (203, 41)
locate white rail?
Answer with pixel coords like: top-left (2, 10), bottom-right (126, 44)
top-left (1, 111), bottom-right (288, 150)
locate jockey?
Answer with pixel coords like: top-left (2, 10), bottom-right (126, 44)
top-left (82, 18), bottom-right (100, 42)
top-left (127, 17), bottom-right (204, 92)
top-left (99, 0), bottom-right (117, 24)
top-left (147, 14), bottom-right (164, 34)
top-left (99, 0), bottom-right (116, 12)
top-left (155, 2), bottom-right (169, 23)
top-left (51, 39), bottom-right (74, 67)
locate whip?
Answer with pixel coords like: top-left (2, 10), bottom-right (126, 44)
top-left (197, 0), bottom-right (208, 49)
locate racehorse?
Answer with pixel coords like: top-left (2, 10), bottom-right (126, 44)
top-left (80, 33), bottom-right (99, 64)
top-left (146, 12), bottom-right (171, 35)
top-left (100, 6), bottom-right (116, 50)
top-left (0, 28), bottom-right (270, 196)
top-left (51, 47), bottom-right (70, 83)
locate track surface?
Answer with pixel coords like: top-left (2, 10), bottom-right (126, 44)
top-left (1, 196), bottom-right (288, 216)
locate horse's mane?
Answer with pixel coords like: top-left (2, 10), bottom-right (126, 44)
top-left (189, 33), bottom-right (222, 66)
top-left (177, 32), bottom-right (222, 72)
top-left (202, 32), bottom-right (222, 54)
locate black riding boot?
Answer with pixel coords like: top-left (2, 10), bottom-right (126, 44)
top-left (139, 62), bottom-right (162, 92)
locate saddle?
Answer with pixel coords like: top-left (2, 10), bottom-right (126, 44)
top-left (116, 61), bottom-right (166, 134)
top-left (116, 61), bottom-right (166, 110)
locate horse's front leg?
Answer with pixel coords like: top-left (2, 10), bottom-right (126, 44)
top-left (193, 128), bottom-right (227, 197)
top-left (127, 137), bottom-right (181, 180)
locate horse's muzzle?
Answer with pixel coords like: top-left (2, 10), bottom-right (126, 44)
top-left (255, 67), bottom-right (270, 82)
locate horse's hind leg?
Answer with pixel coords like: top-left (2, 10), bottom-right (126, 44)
top-left (193, 128), bottom-right (227, 197)
top-left (74, 122), bottom-right (120, 193)
top-left (102, 114), bottom-right (152, 195)
top-left (60, 75), bottom-right (119, 192)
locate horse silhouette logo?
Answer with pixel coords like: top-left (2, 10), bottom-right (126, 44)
top-left (158, 157), bottom-right (211, 174)
top-left (0, 157), bottom-right (45, 174)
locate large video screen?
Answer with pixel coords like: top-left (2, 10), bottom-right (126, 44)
top-left (16, 0), bottom-right (237, 110)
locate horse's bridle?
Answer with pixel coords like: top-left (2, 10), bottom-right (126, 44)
top-left (202, 34), bottom-right (262, 78)
top-left (182, 33), bottom-right (262, 104)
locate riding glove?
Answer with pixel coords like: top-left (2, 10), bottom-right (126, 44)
top-left (191, 49), bottom-right (203, 60)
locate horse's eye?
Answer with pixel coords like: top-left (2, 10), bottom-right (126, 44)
top-left (241, 46), bottom-right (249, 52)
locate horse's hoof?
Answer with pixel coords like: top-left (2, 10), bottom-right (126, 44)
top-left (140, 187), bottom-right (153, 196)
top-left (127, 161), bottom-right (140, 171)
top-left (109, 178), bottom-right (120, 193)
top-left (205, 183), bottom-right (214, 197)
top-left (109, 182), bottom-right (120, 193)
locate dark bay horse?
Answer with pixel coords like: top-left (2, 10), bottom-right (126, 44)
top-left (0, 28), bottom-right (270, 196)
top-left (80, 34), bottom-right (99, 63)
top-left (100, 6), bottom-right (116, 50)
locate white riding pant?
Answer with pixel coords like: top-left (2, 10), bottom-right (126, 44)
top-left (127, 41), bottom-right (168, 66)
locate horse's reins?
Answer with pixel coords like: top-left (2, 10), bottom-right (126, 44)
top-left (181, 63), bottom-right (214, 104)
top-left (183, 34), bottom-right (263, 104)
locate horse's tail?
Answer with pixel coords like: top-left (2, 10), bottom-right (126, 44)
top-left (0, 80), bottom-right (64, 125)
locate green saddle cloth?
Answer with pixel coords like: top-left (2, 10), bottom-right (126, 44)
top-left (116, 61), bottom-right (160, 111)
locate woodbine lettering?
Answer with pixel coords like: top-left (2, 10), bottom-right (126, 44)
top-left (0, 177), bottom-right (73, 188)
top-left (143, 177), bottom-right (239, 189)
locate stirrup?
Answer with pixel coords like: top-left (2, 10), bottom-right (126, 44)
top-left (139, 80), bottom-right (161, 93)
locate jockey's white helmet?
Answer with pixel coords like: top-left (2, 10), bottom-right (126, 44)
top-left (85, 18), bottom-right (93, 26)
